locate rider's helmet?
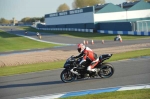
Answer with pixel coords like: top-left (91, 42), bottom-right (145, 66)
top-left (77, 43), bottom-right (85, 53)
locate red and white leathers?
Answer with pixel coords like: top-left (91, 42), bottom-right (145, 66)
top-left (74, 43), bottom-right (99, 72)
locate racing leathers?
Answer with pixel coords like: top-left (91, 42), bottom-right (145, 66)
top-left (71, 47), bottom-right (99, 75)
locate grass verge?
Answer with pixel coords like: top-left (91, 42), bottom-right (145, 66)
top-left (0, 48), bottom-right (150, 76)
top-left (60, 89), bottom-right (150, 99)
top-left (0, 30), bottom-right (61, 52)
top-left (18, 26), bottom-right (150, 40)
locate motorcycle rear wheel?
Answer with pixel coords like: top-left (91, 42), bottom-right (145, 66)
top-left (60, 69), bottom-right (75, 83)
top-left (98, 63), bottom-right (114, 78)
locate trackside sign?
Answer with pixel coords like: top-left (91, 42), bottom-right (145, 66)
top-left (45, 6), bottom-right (93, 18)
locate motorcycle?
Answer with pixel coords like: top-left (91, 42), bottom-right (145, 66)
top-left (60, 54), bottom-right (114, 83)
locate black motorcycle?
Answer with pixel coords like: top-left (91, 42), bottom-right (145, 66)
top-left (60, 54), bottom-right (114, 83)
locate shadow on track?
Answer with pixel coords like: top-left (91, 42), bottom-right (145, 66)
top-left (0, 80), bottom-right (63, 89)
top-left (0, 77), bottom-right (104, 89)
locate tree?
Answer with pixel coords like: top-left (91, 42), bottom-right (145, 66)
top-left (57, 3), bottom-right (70, 12)
top-left (72, 0), bottom-right (105, 9)
top-left (20, 17), bottom-right (44, 23)
top-left (0, 18), bottom-right (10, 24)
top-left (40, 17), bottom-right (44, 22)
top-left (21, 17), bottom-right (31, 23)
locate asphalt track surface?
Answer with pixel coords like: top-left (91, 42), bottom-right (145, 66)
top-left (0, 27), bottom-right (150, 99)
top-left (0, 26), bottom-right (150, 55)
top-left (0, 58), bottom-right (150, 99)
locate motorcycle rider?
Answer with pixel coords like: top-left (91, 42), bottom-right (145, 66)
top-left (70, 43), bottom-right (99, 75)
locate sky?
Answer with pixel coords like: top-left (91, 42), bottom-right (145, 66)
top-left (0, 0), bottom-right (126, 21)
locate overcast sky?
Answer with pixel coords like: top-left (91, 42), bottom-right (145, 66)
top-left (0, 0), bottom-right (126, 20)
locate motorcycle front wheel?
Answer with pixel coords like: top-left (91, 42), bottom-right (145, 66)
top-left (60, 69), bottom-right (76, 83)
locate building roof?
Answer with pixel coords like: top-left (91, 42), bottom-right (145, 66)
top-left (117, 1), bottom-right (139, 10)
top-left (94, 3), bottom-right (125, 13)
top-left (116, 0), bottom-right (150, 10)
top-left (127, 0), bottom-right (150, 10)
top-left (94, 3), bottom-right (109, 11)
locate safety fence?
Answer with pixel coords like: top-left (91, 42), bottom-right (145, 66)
top-left (97, 30), bottom-right (150, 36)
top-left (37, 28), bottom-right (93, 33)
top-left (32, 27), bottom-right (150, 35)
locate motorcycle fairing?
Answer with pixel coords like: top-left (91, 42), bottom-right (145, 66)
top-left (99, 54), bottom-right (113, 62)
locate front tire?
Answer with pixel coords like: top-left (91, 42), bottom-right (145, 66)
top-left (60, 69), bottom-right (75, 83)
top-left (98, 63), bottom-right (114, 78)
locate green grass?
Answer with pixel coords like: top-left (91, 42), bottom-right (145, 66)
top-left (18, 26), bottom-right (150, 40)
top-left (60, 89), bottom-right (150, 99)
top-left (0, 30), bottom-right (61, 52)
top-left (0, 48), bottom-right (150, 76)
top-left (0, 61), bottom-right (64, 76)
top-left (106, 48), bottom-right (150, 62)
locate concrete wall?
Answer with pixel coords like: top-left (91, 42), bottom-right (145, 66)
top-left (96, 22), bottom-right (132, 31)
top-left (45, 7), bottom-right (94, 26)
top-left (94, 11), bottom-right (127, 22)
top-left (127, 9), bottom-right (150, 20)
top-left (45, 12), bottom-right (94, 25)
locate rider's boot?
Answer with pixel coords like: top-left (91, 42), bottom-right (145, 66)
top-left (89, 68), bottom-right (98, 78)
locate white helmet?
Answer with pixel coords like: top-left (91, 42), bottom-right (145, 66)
top-left (77, 43), bottom-right (85, 53)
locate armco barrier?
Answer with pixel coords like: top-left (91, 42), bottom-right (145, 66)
top-left (38, 28), bottom-right (93, 33)
top-left (97, 30), bottom-right (150, 36)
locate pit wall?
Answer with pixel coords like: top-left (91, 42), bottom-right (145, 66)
top-left (97, 30), bottom-right (150, 36)
top-left (37, 28), bottom-right (93, 33)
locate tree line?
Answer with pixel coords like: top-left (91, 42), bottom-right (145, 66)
top-left (20, 17), bottom-right (44, 23)
top-left (57, 0), bottom-right (105, 12)
top-left (0, 17), bottom-right (44, 24)
top-left (0, 18), bottom-right (13, 24)
top-left (57, 0), bottom-right (150, 12)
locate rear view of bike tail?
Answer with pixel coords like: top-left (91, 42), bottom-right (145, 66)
top-left (97, 54), bottom-right (114, 78)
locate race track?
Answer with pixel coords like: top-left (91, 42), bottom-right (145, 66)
top-left (0, 26), bottom-right (150, 53)
top-left (0, 58), bottom-right (150, 99)
top-left (0, 26), bottom-right (150, 99)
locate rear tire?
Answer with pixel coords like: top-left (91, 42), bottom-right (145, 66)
top-left (98, 63), bottom-right (114, 78)
top-left (60, 69), bottom-right (75, 83)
